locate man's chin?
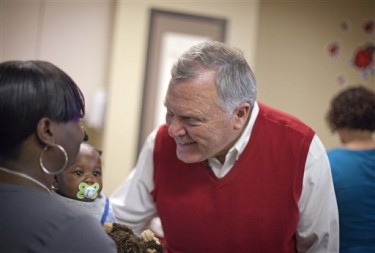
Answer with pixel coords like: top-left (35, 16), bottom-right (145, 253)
top-left (176, 152), bottom-right (204, 164)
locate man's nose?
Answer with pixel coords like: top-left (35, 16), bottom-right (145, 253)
top-left (168, 117), bottom-right (186, 137)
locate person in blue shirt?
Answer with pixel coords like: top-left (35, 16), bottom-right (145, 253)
top-left (326, 85), bottom-right (375, 253)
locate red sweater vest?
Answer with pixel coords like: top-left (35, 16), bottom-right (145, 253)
top-left (152, 103), bottom-right (315, 253)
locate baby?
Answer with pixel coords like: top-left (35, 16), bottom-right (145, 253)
top-left (53, 142), bottom-right (115, 224)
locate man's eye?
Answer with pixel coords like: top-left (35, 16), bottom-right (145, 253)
top-left (166, 110), bottom-right (174, 117)
top-left (185, 117), bottom-right (199, 125)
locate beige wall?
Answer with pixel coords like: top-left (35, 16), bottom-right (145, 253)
top-left (103, 0), bottom-right (374, 195)
top-left (103, 0), bottom-right (260, 194)
top-left (0, 1), bottom-right (114, 135)
top-left (255, 0), bottom-right (374, 151)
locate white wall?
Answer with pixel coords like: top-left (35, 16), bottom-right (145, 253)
top-left (0, 0), bottom-right (114, 129)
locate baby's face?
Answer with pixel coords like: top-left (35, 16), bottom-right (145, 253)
top-left (55, 144), bottom-right (103, 202)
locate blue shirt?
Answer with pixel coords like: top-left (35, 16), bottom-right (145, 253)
top-left (328, 148), bottom-right (375, 253)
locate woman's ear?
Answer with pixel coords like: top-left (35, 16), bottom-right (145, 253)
top-left (36, 118), bottom-right (54, 144)
top-left (233, 103), bottom-right (251, 130)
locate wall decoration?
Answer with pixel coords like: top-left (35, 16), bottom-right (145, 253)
top-left (327, 18), bottom-right (374, 86)
top-left (350, 19), bottom-right (374, 80)
top-left (340, 20), bottom-right (351, 32)
top-left (336, 74), bottom-right (347, 86)
top-left (351, 43), bottom-right (375, 79)
top-left (327, 41), bottom-right (341, 58)
top-left (363, 20), bottom-right (374, 35)
top-left (138, 8), bottom-right (226, 153)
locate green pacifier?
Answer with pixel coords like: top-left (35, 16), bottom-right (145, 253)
top-left (77, 182), bottom-right (100, 199)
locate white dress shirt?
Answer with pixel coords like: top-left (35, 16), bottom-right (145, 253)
top-left (110, 102), bottom-right (339, 253)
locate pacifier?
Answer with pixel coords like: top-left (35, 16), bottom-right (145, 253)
top-left (77, 182), bottom-right (100, 199)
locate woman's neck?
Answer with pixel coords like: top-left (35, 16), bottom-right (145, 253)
top-left (338, 129), bottom-right (375, 150)
top-left (0, 166), bottom-right (51, 193)
top-left (344, 140), bottom-right (375, 149)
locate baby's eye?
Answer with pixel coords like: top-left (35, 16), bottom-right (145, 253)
top-left (73, 171), bottom-right (83, 176)
top-left (93, 170), bottom-right (102, 177)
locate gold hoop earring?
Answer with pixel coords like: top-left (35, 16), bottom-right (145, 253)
top-left (39, 144), bottom-right (68, 175)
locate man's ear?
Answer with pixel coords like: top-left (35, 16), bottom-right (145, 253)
top-left (233, 103), bottom-right (251, 130)
top-left (36, 118), bottom-right (54, 144)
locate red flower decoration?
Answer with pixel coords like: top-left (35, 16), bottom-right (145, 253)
top-left (327, 42), bottom-right (340, 57)
top-left (363, 20), bottom-right (374, 34)
top-left (353, 45), bottom-right (374, 69)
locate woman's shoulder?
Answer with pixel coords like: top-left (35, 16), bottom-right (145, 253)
top-left (0, 184), bottom-right (116, 252)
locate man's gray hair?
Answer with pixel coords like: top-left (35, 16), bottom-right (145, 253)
top-left (170, 41), bottom-right (257, 113)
